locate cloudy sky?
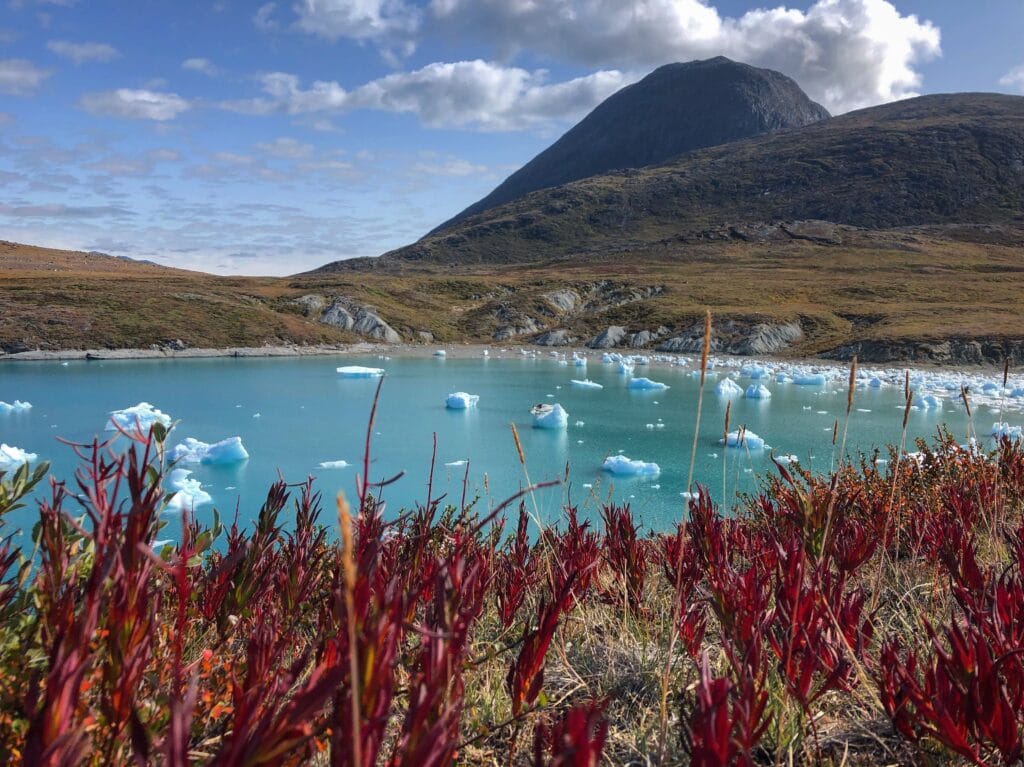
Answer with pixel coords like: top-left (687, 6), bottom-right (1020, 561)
top-left (1, 0), bottom-right (1022, 275)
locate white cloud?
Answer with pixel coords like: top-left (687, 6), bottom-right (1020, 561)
top-left (222, 60), bottom-right (631, 130)
top-left (182, 57), bottom-right (219, 76)
top-left (292, 0), bottom-right (421, 44)
top-left (256, 137), bottom-right (314, 159)
top-left (1000, 65), bottom-right (1024, 93)
top-left (47, 40), bottom-right (120, 64)
top-left (429, 0), bottom-right (941, 114)
top-left (411, 157), bottom-right (489, 177)
top-left (79, 89), bottom-right (191, 121)
top-left (253, 2), bottom-right (278, 30)
top-left (0, 58), bottom-right (51, 95)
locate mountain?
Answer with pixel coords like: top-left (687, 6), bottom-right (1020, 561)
top-left (434, 57), bottom-right (830, 231)
top-left (316, 91), bottom-right (1024, 270)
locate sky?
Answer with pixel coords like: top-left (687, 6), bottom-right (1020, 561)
top-left (0, 0), bottom-right (1022, 276)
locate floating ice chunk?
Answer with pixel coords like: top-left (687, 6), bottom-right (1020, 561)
top-left (992, 422), bottom-right (1024, 441)
top-left (571, 379), bottom-right (603, 389)
top-left (742, 364), bottom-right (773, 380)
top-left (982, 382), bottom-right (1001, 394)
top-left (628, 377), bottom-right (669, 391)
top-left (857, 408), bottom-right (872, 413)
top-left (777, 454), bottom-right (799, 464)
top-left (721, 430), bottom-right (767, 449)
top-left (745, 384), bottom-right (771, 400)
top-left (574, 356), bottom-right (587, 367)
top-left (868, 377), bottom-right (884, 388)
top-left (445, 459), bottom-right (468, 467)
top-left (170, 436), bottom-right (249, 465)
top-left (602, 455), bottom-right (660, 476)
top-left (433, 349), bottom-right (447, 357)
top-left (0, 444), bottom-right (37, 469)
top-left (318, 460), bottom-right (350, 469)
top-left (617, 361), bottom-right (634, 375)
top-left (337, 366), bottom-right (385, 378)
top-left (445, 392), bottom-right (480, 409)
top-left (681, 491), bottom-right (696, 500)
top-left (0, 400), bottom-right (32, 414)
top-left (792, 374), bottom-right (828, 386)
top-left (531, 403), bottom-right (568, 429)
top-left (107, 402), bottom-right (171, 433)
top-left (574, 420), bottom-right (585, 427)
top-left (165, 468), bottom-right (212, 511)
top-left (775, 374), bottom-right (792, 384)
top-left (920, 394), bottom-right (941, 410)
top-left (1011, 387), bottom-right (1024, 399)
top-left (715, 378), bottom-right (743, 397)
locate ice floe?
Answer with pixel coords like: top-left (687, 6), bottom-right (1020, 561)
top-left (337, 366), bottom-right (385, 378)
top-left (0, 400), bottom-right (32, 414)
top-left (531, 403), bottom-right (568, 429)
top-left (715, 378), bottom-right (743, 397)
top-left (628, 377), bottom-right (669, 391)
top-left (165, 468), bottom-right (212, 511)
top-left (170, 436), bottom-right (249, 465)
top-left (0, 444), bottom-right (36, 470)
top-left (745, 384), bottom-right (771, 400)
top-left (602, 455), bottom-right (661, 476)
top-left (570, 379), bottom-right (603, 389)
top-left (107, 402), bottom-right (171, 433)
top-left (446, 392), bottom-right (480, 409)
top-left (992, 422), bottom-right (1023, 441)
top-left (318, 460), bottom-right (350, 469)
top-left (721, 430), bottom-right (767, 450)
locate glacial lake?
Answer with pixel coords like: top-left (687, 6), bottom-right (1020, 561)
top-left (0, 352), bottom-right (1002, 538)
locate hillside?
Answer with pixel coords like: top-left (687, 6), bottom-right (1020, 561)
top-left (436, 57), bottom-right (830, 230)
top-left (321, 93), bottom-right (1024, 269)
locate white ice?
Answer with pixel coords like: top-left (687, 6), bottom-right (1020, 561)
top-left (0, 400), bottom-right (32, 414)
top-left (107, 402), bottom-right (172, 433)
top-left (992, 422), bottom-right (1023, 441)
top-left (602, 455), bottom-right (661, 476)
top-left (337, 366), bottom-right (385, 378)
top-left (318, 460), bottom-right (350, 469)
top-left (715, 378), bottom-right (743, 397)
top-left (721, 430), bottom-right (767, 449)
top-left (571, 379), bottom-right (603, 389)
top-left (0, 444), bottom-right (37, 469)
top-left (628, 377), bottom-right (669, 391)
top-left (170, 436), bottom-right (249, 465)
top-left (165, 468), bottom-right (212, 511)
top-left (532, 403), bottom-right (569, 429)
top-left (745, 384), bottom-right (771, 400)
top-left (792, 374), bottom-right (828, 386)
top-left (446, 392), bottom-right (480, 409)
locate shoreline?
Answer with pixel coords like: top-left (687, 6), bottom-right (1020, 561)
top-left (0, 340), bottom-right (1012, 376)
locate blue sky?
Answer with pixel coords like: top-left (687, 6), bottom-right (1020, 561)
top-left (1, 0), bottom-right (1022, 275)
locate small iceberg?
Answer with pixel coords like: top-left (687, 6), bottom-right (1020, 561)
top-left (715, 378), bottom-right (743, 397)
top-left (571, 379), bottom-right (603, 389)
top-left (531, 403), bottom-right (568, 429)
top-left (792, 374), bottom-right (828, 386)
top-left (0, 400), bottom-right (32, 414)
top-left (777, 454), bottom-right (798, 464)
top-left (742, 364), bottom-right (773, 380)
top-left (602, 455), bottom-right (661, 476)
top-left (0, 444), bottom-right (37, 470)
top-left (337, 366), bottom-right (385, 378)
top-left (165, 468), bottom-right (212, 511)
top-left (445, 392), bottom-right (480, 409)
top-left (745, 384), bottom-right (771, 400)
top-left (433, 349), bottom-right (447, 357)
top-left (318, 460), bottom-right (350, 469)
top-left (628, 377), bottom-right (669, 391)
top-left (573, 356), bottom-right (587, 367)
top-left (445, 459), bottom-right (468, 467)
top-left (721, 430), bottom-right (767, 450)
top-left (107, 402), bottom-right (171, 433)
top-left (170, 436), bottom-right (249, 465)
top-left (920, 394), bottom-right (942, 410)
top-left (992, 422), bottom-right (1023, 441)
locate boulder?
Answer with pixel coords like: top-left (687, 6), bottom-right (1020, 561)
top-left (587, 326), bottom-right (627, 349)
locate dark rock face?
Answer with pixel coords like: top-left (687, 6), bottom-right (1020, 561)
top-left (658, 320), bottom-right (803, 355)
top-left (824, 338), bottom-right (1024, 366)
top-left (436, 57), bottom-right (829, 230)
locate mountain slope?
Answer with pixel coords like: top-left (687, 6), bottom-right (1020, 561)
top-left (324, 92), bottom-right (1024, 270)
top-left (434, 57), bottom-right (830, 231)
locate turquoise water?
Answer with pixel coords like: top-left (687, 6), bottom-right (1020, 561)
top-left (0, 354), bottom-right (984, 537)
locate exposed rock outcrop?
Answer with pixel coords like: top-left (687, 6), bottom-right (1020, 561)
top-left (493, 306), bottom-right (541, 340)
top-left (292, 295), bottom-right (401, 343)
top-left (824, 338), bottom-right (1024, 365)
top-left (587, 326), bottom-right (628, 349)
top-left (658, 320), bottom-right (803, 355)
top-left (533, 329), bottom-right (575, 347)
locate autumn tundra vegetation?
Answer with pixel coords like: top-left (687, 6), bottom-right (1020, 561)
top-left (3, 349), bottom-right (1024, 766)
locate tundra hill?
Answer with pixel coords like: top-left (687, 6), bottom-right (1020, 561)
top-left (435, 56), bottom-right (830, 230)
top-left (313, 92), bottom-right (1024, 270)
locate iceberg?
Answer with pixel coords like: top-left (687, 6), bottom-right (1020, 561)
top-left (715, 378), bottom-right (743, 397)
top-left (445, 459), bottom-right (468, 467)
top-left (0, 443), bottom-right (37, 470)
top-left (602, 455), bottom-right (661, 476)
top-left (445, 392), bottom-right (480, 409)
top-left (792, 374), bottom-right (828, 386)
top-left (433, 349), bottom-right (447, 357)
top-left (170, 436), bottom-right (249, 465)
top-left (920, 394), bottom-right (942, 410)
top-left (573, 356), bottom-right (587, 367)
top-left (628, 377), bottom-right (669, 391)
top-left (337, 366), bottom-right (385, 378)
top-left (107, 402), bottom-right (172, 433)
top-left (617, 361), bottom-right (634, 375)
top-left (0, 400), bottom-right (32, 414)
top-left (745, 384), bottom-right (771, 400)
top-left (868, 377), bottom-right (884, 388)
top-left (165, 468), bottom-right (212, 511)
top-left (570, 379), bottom-right (603, 389)
top-left (741, 364), bottom-right (773, 380)
top-left (992, 422), bottom-right (1024, 441)
top-left (777, 454), bottom-right (798, 464)
top-left (318, 460), bottom-right (350, 469)
top-left (531, 403), bottom-right (568, 429)
top-left (721, 430), bottom-right (767, 450)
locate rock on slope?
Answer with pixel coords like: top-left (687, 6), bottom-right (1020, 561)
top-left (433, 57), bottom-right (829, 231)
